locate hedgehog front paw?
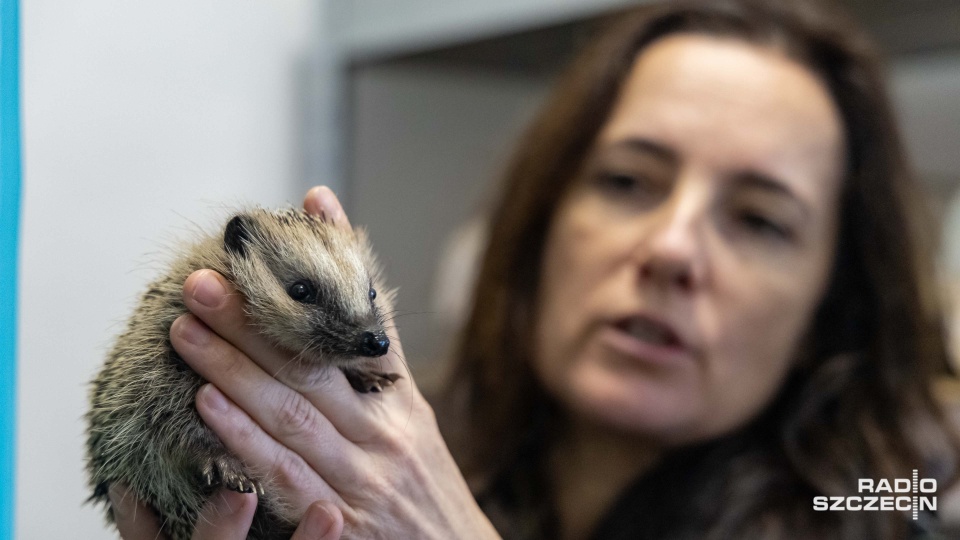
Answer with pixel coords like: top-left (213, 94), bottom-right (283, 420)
top-left (343, 368), bottom-right (402, 393)
top-left (200, 455), bottom-right (263, 495)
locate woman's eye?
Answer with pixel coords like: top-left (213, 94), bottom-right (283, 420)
top-left (596, 172), bottom-right (644, 193)
top-left (287, 281), bottom-right (316, 303)
top-left (739, 211), bottom-right (792, 241)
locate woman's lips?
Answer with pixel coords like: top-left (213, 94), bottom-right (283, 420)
top-left (617, 316), bottom-right (681, 346)
top-left (601, 315), bottom-right (694, 368)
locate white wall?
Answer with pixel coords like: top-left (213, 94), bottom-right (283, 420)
top-left (17, 1), bottom-right (324, 537)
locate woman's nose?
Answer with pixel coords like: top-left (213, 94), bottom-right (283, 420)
top-left (637, 182), bottom-right (707, 291)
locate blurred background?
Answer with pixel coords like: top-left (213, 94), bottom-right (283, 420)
top-left (15, 0), bottom-right (960, 537)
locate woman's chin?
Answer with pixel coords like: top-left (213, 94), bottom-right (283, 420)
top-left (564, 361), bottom-right (710, 444)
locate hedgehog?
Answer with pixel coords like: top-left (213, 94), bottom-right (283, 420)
top-left (86, 208), bottom-right (399, 539)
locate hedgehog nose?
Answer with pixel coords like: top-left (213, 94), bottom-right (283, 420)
top-left (359, 331), bottom-right (390, 357)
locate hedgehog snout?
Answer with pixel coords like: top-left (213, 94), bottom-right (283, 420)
top-left (357, 331), bottom-right (390, 357)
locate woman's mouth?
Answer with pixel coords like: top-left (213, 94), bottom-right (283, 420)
top-left (617, 316), bottom-right (682, 347)
top-left (602, 314), bottom-right (693, 368)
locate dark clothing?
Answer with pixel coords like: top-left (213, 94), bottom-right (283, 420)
top-left (480, 439), bottom-right (947, 539)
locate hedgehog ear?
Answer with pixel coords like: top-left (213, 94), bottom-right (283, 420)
top-left (224, 214), bottom-right (253, 257)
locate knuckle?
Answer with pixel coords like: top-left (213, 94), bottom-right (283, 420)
top-left (357, 465), bottom-right (392, 500)
top-left (414, 397), bottom-right (438, 425)
top-left (273, 449), bottom-right (312, 488)
top-left (298, 365), bottom-right (340, 393)
top-left (274, 391), bottom-right (319, 439)
top-left (234, 418), bottom-right (260, 445)
top-left (219, 346), bottom-right (248, 377)
top-left (376, 429), bottom-right (406, 455)
top-left (390, 443), bottom-right (420, 476)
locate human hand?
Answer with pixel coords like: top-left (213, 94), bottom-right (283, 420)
top-left (108, 484), bottom-right (344, 539)
top-left (168, 186), bottom-right (499, 539)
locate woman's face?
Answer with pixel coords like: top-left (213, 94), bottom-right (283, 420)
top-left (534, 34), bottom-right (846, 443)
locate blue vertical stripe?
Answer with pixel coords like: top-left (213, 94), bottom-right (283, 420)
top-left (0, 0), bottom-right (19, 538)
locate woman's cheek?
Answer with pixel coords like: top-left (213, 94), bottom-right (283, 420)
top-left (702, 278), bottom-right (814, 427)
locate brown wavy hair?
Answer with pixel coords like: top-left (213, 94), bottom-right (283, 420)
top-left (442, 0), bottom-right (960, 538)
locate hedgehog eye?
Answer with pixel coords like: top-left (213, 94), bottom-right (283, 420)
top-left (369, 288), bottom-right (377, 301)
top-left (288, 281), bottom-right (316, 304)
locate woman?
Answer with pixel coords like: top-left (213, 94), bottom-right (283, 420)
top-left (111, 0), bottom-right (960, 537)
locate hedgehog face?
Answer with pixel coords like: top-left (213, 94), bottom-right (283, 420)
top-left (223, 210), bottom-right (390, 364)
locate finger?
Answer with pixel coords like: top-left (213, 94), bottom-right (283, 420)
top-left (304, 186), bottom-right (351, 231)
top-left (173, 314), bottom-right (365, 477)
top-left (179, 271), bottom-right (403, 431)
top-left (180, 269), bottom-right (365, 397)
top-left (291, 501), bottom-right (344, 540)
top-left (195, 383), bottom-right (354, 498)
top-left (108, 484), bottom-right (168, 540)
top-left (190, 490), bottom-right (256, 540)
top-left (181, 269), bottom-right (292, 379)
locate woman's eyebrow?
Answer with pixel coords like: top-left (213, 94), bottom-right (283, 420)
top-left (608, 137), bottom-right (677, 164)
top-left (733, 171), bottom-right (811, 220)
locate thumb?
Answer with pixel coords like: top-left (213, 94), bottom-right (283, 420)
top-left (303, 186), bottom-right (352, 231)
top-left (191, 490), bottom-right (257, 540)
top-left (108, 484), bottom-right (169, 540)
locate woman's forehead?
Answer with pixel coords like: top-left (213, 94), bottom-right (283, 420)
top-left (596, 33), bottom-right (846, 209)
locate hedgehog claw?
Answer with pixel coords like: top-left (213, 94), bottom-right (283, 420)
top-left (344, 368), bottom-right (402, 394)
top-left (199, 455), bottom-right (261, 494)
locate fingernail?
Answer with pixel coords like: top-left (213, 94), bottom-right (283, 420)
top-left (317, 505), bottom-right (336, 538)
top-left (176, 316), bottom-right (210, 346)
top-left (315, 186), bottom-right (339, 211)
top-left (200, 384), bottom-right (230, 413)
top-left (309, 502), bottom-right (336, 538)
top-left (309, 185), bottom-right (329, 200)
top-left (192, 271), bottom-right (225, 308)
